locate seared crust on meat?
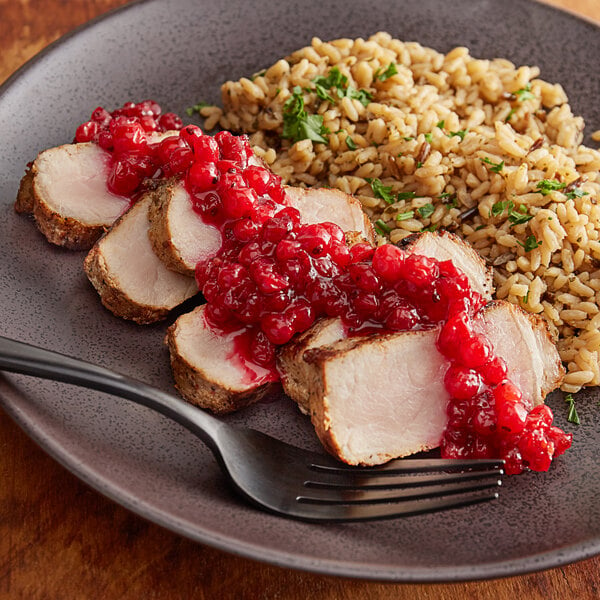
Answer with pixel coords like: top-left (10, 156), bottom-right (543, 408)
top-left (33, 190), bottom-right (109, 250)
top-left (16, 143), bottom-right (131, 250)
top-left (147, 178), bottom-right (222, 277)
top-left (15, 156), bottom-right (110, 249)
top-left (15, 166), bottom-right (35, 214)
top-left (84, 194), bottom-right (197, 324)
top-left (277, 318), bottom-right (345, 414)
top-left (166, 306), bottom-right (276, 414)
top-left (148, 179), bottom-right (190, 274)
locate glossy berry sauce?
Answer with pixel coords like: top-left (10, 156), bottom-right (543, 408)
top-left (75, 100), bottom-right (184, 198)
top-left (76, 102), bottom-right (572, 475)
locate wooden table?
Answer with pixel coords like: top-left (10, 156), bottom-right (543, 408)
top-left (1, 0), bottom-right (599, 597)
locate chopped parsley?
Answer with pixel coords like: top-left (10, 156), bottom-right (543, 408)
top-left (447, 129), bottom-right (468, 140)
top-left (565, 393), bottom-right (580, 425)
top-left (282, 86), bottom-right (328, 144)
top-left (345, 135), bottom-right (357, 150)
top-left (365, 177), bottom-right (395, 204)
top-left (505, 108), bottom-right (517, 122)
top-left (396, 191), bottom-right (417, 201)
top-left (517, 235), bottom-right (542, 252)
top-left (536, 179), bottom-right (566, 195)
top-left (491, 200), bottom-right (514, 217)
top-left (417, 203), bottom-right (435, 218)
top-left (311, 67), bottom-right (372, 107)
top-left (436, 120), bottom-right (445, 129)
top-left (566, 187), bottom-right (589, 200)
top-left (424, 132), bottom-right (433, 143)
top-left (346, 86), bottom-right (373, 107)
top-left (480, 157), bottom-right (505, 173)
top-left (396, 210), bottom-right (415, 221)
top-left (421, 223), bottom-right (439, 232)
top-left (375, 63), bottom-right (398, 81)
top-left (508, 205), bottom-right (533, 226)
top-left (514, 83), bottom-right (536, 102)
top-left (374, 219), bottom-right (392, 235)
top-left (185, 101), bottom-right (212, 116)
top-left (403, 136), bottom-right (415, 141)
top-left (439, 192), bottom-right (457, 208)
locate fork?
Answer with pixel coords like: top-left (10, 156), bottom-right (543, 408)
top-left (0, 335), bottom-right (503, 522)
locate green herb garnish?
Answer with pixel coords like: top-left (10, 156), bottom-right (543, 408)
top-left (448, 129), bottom-right (468, 140)
top-left (565, 393), bottom-right (580, 425)
top-left (396, 211), bottom-right (415, 221)
top-left (424, 133), bottom-right (433, 143)
top-left (536, 179), bottom-right (566, 195)
top-left (282, 86), bottom-right (328, 144)
top-left (480, 157), bottom-right (505, 173)
top-left (375, 63), bottom-right (398, 81)
top-left (566, 187), bottom-right (589, 200)
top-left (436, 120), bottom-right (445, 129)
top-left (491, 200), bottom-right (514, 217)
top-left (517, 235), bottom-right (542, 252)
top-left (417, 203), bottom-right (435, 218)
top-left (505, 108), bottom-right (517, 122)
top-left (374, 219), bottom-right (392, 235)
top-left (185, 102), bottom-right (211, 116)
top-left (514, 83), bottom-right (536, 102)
top-left (346, 135), bottom-right (357, 150)
top-left (365, 177), bottom-right (395, 204)
top-left (508, 206), bottom-right (533, 225)
top-left (396, 191), bottom-right (417, 201)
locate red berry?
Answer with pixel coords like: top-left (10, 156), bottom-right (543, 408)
top-left (75, 120), bottom-right (100, 143)
top-left (372, 244), bottom-right (406, 282)
top-left (187, 162), bottom-right (218, 191)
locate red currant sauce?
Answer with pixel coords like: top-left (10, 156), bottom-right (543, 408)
top-left (75, 105), bottom-right (572, 474)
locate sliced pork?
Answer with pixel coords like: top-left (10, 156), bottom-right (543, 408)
top-left (400, 230), bottom-right (494, 299)
top-left (166, 304), bottom-right (277, 414)
top-left (473, 301), bottom-right (564, 409)
top-left (84, 193), bottom-right (197, 324)
top-left (16, 143), bottom-right (130, 250)
top-left (278, 300), bottom-right (564, 465)
top-left (283, 186), bottom-right (376, 245)
top-left (147, 183), bottom-right (376, 276)
top-left (148, 179), bottom-right (222, 276)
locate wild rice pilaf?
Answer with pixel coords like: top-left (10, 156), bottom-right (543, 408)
top-left (202, 32), bottom-right (600, 394)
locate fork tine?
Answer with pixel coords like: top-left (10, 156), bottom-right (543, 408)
top-left (305, 462), bottom-right (504, 489)
top-left (309, 456), bottom-right (504, 474)
top-left (291, 488), bottom-right (500, 522)
top-left (299, 473), bottom-right (502, 504)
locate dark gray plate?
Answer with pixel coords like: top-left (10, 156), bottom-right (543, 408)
top-left (1, 0), bottom-right (599, 582)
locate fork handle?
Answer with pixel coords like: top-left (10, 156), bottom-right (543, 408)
top-left (0, 335), bottom-right (226, 455)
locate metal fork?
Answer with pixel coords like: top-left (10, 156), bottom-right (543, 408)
top-left (0, 335), bottom-right (503, 522)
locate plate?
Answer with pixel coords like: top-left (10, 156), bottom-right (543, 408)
top-left (1, 0), bottom-right (600, 582)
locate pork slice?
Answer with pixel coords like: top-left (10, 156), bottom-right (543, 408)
top-left (166, 305), bottom-right (277, 414)
top-left (401, 230), bottom-right (494, 299)
top-left (148, 179), bottom-right (222, 276)
top-left (84, 193), bottom-right (197, 324)
top-left (148, 183), bottom-right (376, 276)
top-left (302, 329), bottom-right (448, 465)
top-left (286, 299), bottom-right (564, 465)
top-left (284, 186), bottom-right (376, 245)
top-left (473, 301), bottom-right (564, 409)
top-left (277, 318), bottom-right (346, 414)
top-left (16, 143), bottom-right (131, 250)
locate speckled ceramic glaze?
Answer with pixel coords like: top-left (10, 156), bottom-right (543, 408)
top-left (1, 0), bottom-right (599, 582)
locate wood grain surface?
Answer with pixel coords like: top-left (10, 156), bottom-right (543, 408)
top-left (1, 0), bottom-right (599, 598)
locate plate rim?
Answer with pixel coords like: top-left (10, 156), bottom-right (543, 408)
top-left (1, 0), bottom-right (600, 582)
